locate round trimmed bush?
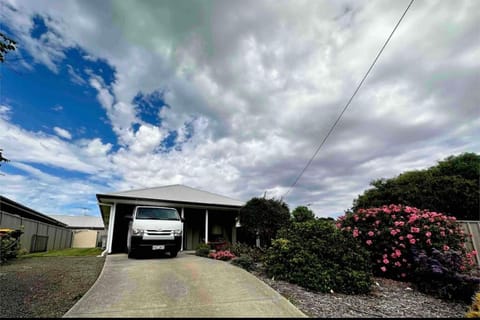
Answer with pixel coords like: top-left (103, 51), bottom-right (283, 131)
top-left (264, 219), bottom-right (373, 294)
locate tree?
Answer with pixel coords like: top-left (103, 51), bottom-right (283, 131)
top-left (0, 149), bottom-right (9, 166)
top-left (352, 152), bottom-right (480, 220)
top-left (291, 206), bottom-right (316, 222)
top-left (0, 32), bottom-right (16, 63)
top-left (238, 197), bottom-right (291, 248)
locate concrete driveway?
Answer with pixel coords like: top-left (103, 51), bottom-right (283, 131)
top-left (63, 252), bottom-right (306, 318)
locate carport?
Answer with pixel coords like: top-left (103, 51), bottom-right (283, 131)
top-left (96, 184), bottom-right (244, 253)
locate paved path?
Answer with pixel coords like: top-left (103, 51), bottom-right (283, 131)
top-left (63, 253), bottom-right (306, 318)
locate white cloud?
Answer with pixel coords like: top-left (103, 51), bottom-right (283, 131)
top-left (0, 105), bottom-right (12, 120)
top-left (53, 126), bottom-right (72, 140)
top-left (66, 64), bottom-right (87, 85)
top-left (1, 0), bottom-right (479, 217)
top-left (51, 105), bottom-right (63, 111)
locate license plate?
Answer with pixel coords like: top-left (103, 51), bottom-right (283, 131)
top-left (152, 245), bottom-right (165, 250)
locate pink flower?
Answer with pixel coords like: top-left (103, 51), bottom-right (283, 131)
top-left (406, 234), bottom-right (413, 239)
top-left (353, 229), bottom-right (359, 238)
top-left (399, 236), bottom-right (404, 241)
top-left (411, 227), bottom-right (420, 233)
top-left (395, 249), bottom-right (402, 257)
top-left (425, 231), bottom-right (432, 238)
top-left (390, 230), bottom-right (398, 236)
top-left (395, 261), bottom-right (402, 267)
top-left (409, 238), bottom-right (416, 244)
top-left (472, 250), bottom-right (478, 255)
top-left (443, 245), bottom-right (450, 251)
top-left (401, 273), bottom-right (406, 278)
top-left (426, 239), bottom-right (432, 245)
top-left (383, 258), bottom-right (390, 264)
top-left (366, 240), bottom-right (373, 246)
top-left (368, 231), bottom-right (374, 237)
top-left (381, 266), bottom-right (387, 272)
top-left (440, 231), bottom-right (446, 237)
top-left (375, 220), bottom-right (381, 225)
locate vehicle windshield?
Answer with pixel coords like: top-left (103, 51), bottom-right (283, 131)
top-left (135, 207), bottom-right (180, 220)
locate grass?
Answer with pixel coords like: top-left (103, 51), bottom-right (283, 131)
top-left (20, 247), bottom-right (103, 258)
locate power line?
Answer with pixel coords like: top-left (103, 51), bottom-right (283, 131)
top-left (283, 0), bottom-right (415, 199)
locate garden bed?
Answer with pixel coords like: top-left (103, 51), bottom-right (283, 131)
top-left (252, 269), bottom-right (470, 318)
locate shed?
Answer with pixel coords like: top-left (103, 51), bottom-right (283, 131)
top-left (49, 215), bottom-right (107, 249)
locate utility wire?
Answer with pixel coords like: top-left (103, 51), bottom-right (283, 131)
top-left (283, 0), bottom-right (415, 199)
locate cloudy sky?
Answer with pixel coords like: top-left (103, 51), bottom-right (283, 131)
top-left (0, 0), bottom-right (478, 218)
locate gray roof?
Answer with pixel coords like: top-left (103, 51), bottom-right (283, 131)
top-left (49, 215), bottom-right (105, 229)
top-left (98, 184), bottom-right (244, 207)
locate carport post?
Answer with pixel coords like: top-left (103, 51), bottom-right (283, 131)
top-left (106, 203), bottom-right (116, 254)
top-left (205, 209), bottom-right (209, 243)
top-left (181, 207), bottom-right (184, 251)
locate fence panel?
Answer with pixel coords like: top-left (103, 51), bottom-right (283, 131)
top-left (30, 235), bottom-right (49, 253)
top-left (37, 223), bottom-right (48, 236)
top-left (0, 212), bottom-right (21, 229)
top-left (20, 220), bottom-right (37, 253)
top-left (459, 221), bottom-right (480, 267)
top-left (0, 211), bottom-right (72, 253)
top-left (47, 227), bottom-right (56, 251)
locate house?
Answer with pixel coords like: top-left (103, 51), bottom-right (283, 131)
top-left (49, 215), bottom-right (106, 249)
top-left (96, 184), bottom-right (245, 254)
top-left (0, 195), bottom-right (72, 253)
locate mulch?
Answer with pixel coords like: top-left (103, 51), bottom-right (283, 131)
top-left (252, 270), bottom-right (470, 318)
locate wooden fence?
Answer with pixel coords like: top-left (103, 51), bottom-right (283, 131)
top-left (459, 220), bottom-right (480, 268)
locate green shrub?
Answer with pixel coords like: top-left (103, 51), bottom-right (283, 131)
top-left (229, 242), bottom-right (265, 263)
top-left (195, 243), bottom-right (210, 257)
top-left (231, 256), bottom-right (256, 271)
top-left (0, 229), bottom-right (23, 264)
top-left (264, 219), bottom-right (373, 294)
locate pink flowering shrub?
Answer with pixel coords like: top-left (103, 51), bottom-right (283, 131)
top-left (336, 204), bottom-right (477, 280)
top-left (208, 250), bottom-right (236, 261)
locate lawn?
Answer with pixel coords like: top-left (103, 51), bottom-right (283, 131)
top-left (20, 247), bottom-right (103, 258)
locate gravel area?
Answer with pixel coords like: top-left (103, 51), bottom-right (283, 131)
top-left (252, 271), bottom-right (470, 318)
top-left (0, 256), bottom-right (105, 318)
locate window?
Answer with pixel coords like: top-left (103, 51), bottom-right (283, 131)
top-left (135, 207), bottom-right (180, 220)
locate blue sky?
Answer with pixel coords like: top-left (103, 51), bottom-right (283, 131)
top-left (0, 0), bottom-right (479, 219)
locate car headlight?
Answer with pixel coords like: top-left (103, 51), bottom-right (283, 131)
top-left (132, 228), bottom-right (144, 235)
top-left (173, 229), bottom-right (182, 236)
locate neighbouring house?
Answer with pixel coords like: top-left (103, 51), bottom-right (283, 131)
top-left (0, 195), bottom-right (72, 253)
top-left (49, 215), bottom-right (107, 249)
top-left (96, 184), bottom-right (245, 254)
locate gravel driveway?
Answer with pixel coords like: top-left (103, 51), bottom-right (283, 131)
top-left (0, 256), bottom-right (105, 318)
